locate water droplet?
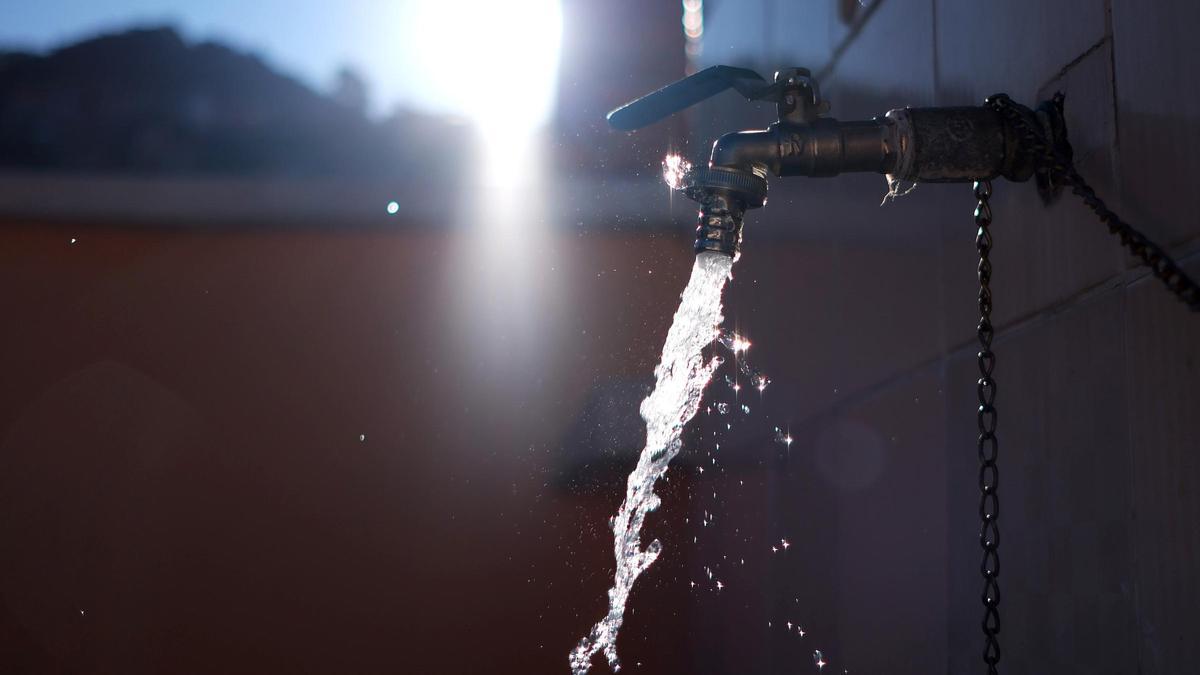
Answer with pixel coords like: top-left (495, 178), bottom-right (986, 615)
top-left (740, 404), bottom-right (750, 415)
top-left (662, 154), bottom-right (693, 190)
top-left (814, 650), bottom-right (826, 669)
top-left (751, 370), bottom-right (770, 391)
top-left (715, 329), bottom-right (744, 353)
top-left (718, 330), bottom-right (751, 353)
top-left (386, 201), bottom-right (399, 214)
top-left (358, 434), bottom-right (366, 442)
top-left (69, 238), bottom-right (77, 245)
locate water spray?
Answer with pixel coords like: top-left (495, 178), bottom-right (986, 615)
top-left (574, 63), bottom-right (1199, 675)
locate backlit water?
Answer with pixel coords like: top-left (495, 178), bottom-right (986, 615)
top-left (569, 250), bottom-right (733, 674)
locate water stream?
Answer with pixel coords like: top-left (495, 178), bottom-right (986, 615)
top-left (570, 250), bottom-right (734, 674)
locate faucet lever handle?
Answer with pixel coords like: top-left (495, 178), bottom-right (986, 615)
top-left (607, 65), bottom-right (780, 131)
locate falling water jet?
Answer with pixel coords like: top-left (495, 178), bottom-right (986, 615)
top-left (570, 250), bottom-right (732, 674)
top-left (570, 151), bottom-right (767, 673)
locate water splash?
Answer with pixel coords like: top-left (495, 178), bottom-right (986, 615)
top-left (570, 251), bottom-right (733, 674)
top-left (662, 154), bottom-right (693, 190)
top-left (716, 330), bottom-right (751, 353)
top-left (774, 426), bottom-right (793, 447)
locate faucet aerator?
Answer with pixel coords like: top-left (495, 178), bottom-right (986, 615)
top-left (676, 166), bottom-right (768, 258)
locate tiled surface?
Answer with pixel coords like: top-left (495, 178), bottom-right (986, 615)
top-left (823, 368), bottom-right (948, 675)
top-left (939, 43), bottom-right (1127, 344)
top-left (825, 0), bottom-right (936, 111)
top-left (946, 288), bottom-right (1138, 675)
top-left (1124, 256), bottom-right (1200, 674)
top-left (3, 2), bottom-right (1196, 674)
top-left (1112, 0), bottom-right (1200, 250)
top-left (723, 239), bottom-right (948, 424)
top-left (662, 1), bottom-right (1196, 672)
top-left (824, 0), bottom-right (936, 112)
top-left (934, 0), bottom-right (1107, 105)
top-left (820, 1), bottom-right (1196, 673)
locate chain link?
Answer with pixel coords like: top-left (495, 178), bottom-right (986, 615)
top-left (968, 92), bottom-right (1199, 675)
top-left (974, 179), bottom-right (1001, 674)
top-left (987, 93), bottom-right (1200, 312)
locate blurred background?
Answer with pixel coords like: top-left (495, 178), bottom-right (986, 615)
top-left (1, 1), bottom-right (1198, 674)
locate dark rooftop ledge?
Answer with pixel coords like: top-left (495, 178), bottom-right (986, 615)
top-left (0, 170), bottom-right (685, 233)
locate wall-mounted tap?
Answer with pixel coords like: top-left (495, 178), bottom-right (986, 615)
top-left (609, 66), bottom-right (1071, 257)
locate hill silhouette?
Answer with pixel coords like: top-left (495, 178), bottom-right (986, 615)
top-left (0, 26), bottom-right (456, 177)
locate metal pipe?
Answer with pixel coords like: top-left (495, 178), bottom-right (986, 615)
top-left (613, 65), bottom-right (1069, 257)
top-left (707, 108), bottom-right (1038, 183)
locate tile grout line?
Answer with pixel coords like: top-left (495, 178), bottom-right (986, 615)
top-left (930, 0), bottom-right (941, 105)
top-left (815, 0), bottom-right (887, 83)
top-left (1037, 35), bottom-right (1110, 94)
top-left (1105, 0), bottom-right (1121, 154)
top-left (790, 241), bottom-right (1200, 430)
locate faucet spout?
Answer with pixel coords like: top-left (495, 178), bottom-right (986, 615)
top-left (624, 65), bottom-right (1071, 256)
top-left (709, 129), bottom-right (778, 173)
top-left (709, 119), bottom-right (898, 177)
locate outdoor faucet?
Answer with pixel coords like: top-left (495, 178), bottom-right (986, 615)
top-left (608, 66), bottom-right (1071, 257)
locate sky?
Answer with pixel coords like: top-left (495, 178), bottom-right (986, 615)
top-left (0, 0), bottom-right (563, 123)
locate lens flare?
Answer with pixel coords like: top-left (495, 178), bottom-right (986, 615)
top-left (662, 154), bottom-right (693, 190)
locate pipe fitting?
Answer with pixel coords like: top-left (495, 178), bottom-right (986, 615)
top-left (884, 105), bottom-right (1042, 183)
top-left (676, 165), bottom-right (768, 258)
top-left (708, 119), bottom-right (896, 178)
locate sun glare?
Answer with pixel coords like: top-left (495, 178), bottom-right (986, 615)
top-left (400, 0), bottom-right (563, 138)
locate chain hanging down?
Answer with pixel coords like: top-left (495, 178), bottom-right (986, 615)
top-left (974, 180), bottom-right (1001, 674)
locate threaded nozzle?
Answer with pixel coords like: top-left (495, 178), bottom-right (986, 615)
top-left (670, 165), bottom-right (766, 258)
top-left (694, 192), bottom-right (745, 258)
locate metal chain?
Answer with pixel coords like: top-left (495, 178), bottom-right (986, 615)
top-left (987, 93), bottom-right (1200, 312)
top-left (974, 179), bottom-right (1001, 674)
